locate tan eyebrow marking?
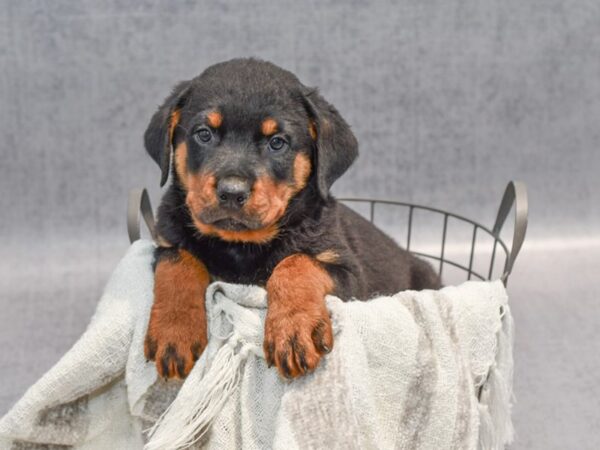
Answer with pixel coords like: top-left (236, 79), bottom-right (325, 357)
top-left (206, 111), bottom-right (223, 128)
top-left (261, 118), bottom-right (278, 136)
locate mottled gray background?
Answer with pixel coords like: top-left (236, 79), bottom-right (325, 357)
top-left (1, 1), bottom-right (599, 448)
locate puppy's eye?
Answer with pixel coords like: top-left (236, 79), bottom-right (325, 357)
top-left (268, 136), bottom-right (288, 152)
top-left (194, 127), bottom-right (213, 144)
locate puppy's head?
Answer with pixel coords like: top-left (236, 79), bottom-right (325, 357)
top-left (145, 58), bottom-right (357, 243)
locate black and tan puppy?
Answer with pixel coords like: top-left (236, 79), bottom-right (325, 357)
top-left (143, 58), bottom-right (440, 380)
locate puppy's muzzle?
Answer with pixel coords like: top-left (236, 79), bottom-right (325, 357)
top-left (217, 176), bottom-right (250, 210)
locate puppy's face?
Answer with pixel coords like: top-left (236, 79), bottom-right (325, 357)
top-left (174, 95), bottom-right (315, 243)
top-left (145, 59), bottom-right (358, 243)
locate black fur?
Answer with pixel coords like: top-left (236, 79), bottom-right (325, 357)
top-left (146, 58), bottom-right (441, 299)
top-left (145, 81), bottom-right (192, 187)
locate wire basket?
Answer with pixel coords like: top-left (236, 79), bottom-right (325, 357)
top-left (128, 181), bottom-right (528, 286)
top-left (340, 181), bottom-right (528, 286)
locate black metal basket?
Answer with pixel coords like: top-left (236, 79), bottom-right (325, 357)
top-left (128, 181), bottom-right (528, 286)
top-left (340, 181), bottom-right (528, 285)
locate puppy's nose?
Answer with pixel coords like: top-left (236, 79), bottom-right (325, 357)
top-left (217, 177), bottom-right (251, 209)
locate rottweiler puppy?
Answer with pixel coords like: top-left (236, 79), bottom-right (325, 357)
top-left (143, 58), bottom-right (441, 380)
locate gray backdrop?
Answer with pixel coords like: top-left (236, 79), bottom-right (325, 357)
top-left (1, 1), bottom-right (599, 448)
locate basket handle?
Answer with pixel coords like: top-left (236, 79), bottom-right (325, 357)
top-left (127, 188), bottom-right (158, 244)
top-left (492, 181), bottom-right (528, 284)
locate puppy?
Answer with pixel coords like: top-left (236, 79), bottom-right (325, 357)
top-left (143, 58), bottom-right (441, 380)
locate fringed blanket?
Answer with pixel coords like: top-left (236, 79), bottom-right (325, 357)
top-left (0, 240), bottom-right (514, 449)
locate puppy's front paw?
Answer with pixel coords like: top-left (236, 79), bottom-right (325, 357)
top-left (263, 254), bottom-right (335, 379)
top-left (145, 249), bottom-right (210, 379)
top-left (263, 301), bottom-right (333, 379)
top-left (144, 315), bottom-right (207, 379)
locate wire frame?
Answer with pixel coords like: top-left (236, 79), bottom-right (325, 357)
top-left (339, 199), bottom-right (507, 282)
top-left (340, 182), bottom-right (528, 285)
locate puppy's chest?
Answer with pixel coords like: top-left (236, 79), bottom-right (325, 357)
top-left (201, 245), bottom-right (276, 286)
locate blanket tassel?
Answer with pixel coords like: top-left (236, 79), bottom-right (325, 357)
top-left (145, 338), bottom-right (246, 450)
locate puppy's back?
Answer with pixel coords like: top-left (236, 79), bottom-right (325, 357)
top-left (335, 202), bottom-right (441, 297)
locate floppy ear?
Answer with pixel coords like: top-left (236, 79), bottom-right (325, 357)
top-left (144, 81), bottom-right (192, 187)
top-left (302, 88), bottom-right (358, 199)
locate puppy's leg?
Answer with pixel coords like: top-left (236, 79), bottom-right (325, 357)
top-left (263, 254), bottom-right (335, 379)
top-left (144, 247), bottom-right (209, 379)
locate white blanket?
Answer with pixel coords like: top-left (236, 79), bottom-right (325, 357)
top-left (0, 240), bottom-right (514, 450)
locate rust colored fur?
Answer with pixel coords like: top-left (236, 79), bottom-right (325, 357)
top-left (315, 249), bottom-right (339, 264)
top-left (206, 111), bottom-right (223, 128)
top-left (168, 109), bottom-right (181, 142)
top-left (186, 172), bottom-right (218, 216)
top-left (193, 219), bottom-right (279, 243)
top-left (308, 120), bottom-right (317, 140)
top-left (144, 249), bottom-right (210, 379)
top-left (244, 153), bottom-right (311, 228)
top-left (264, 254), bottom-right (334, 378)
top-left (189, 153), bottom-right (312, 244)
top-left (261, 117), bottom-right (278, 136)
top-left (174, 142), bottom-right (189, 189)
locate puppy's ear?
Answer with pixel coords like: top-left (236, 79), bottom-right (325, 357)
top-left (301, 88), bottom-right (358, 199)
top-left (144, 81), bottom-right (192, 187)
